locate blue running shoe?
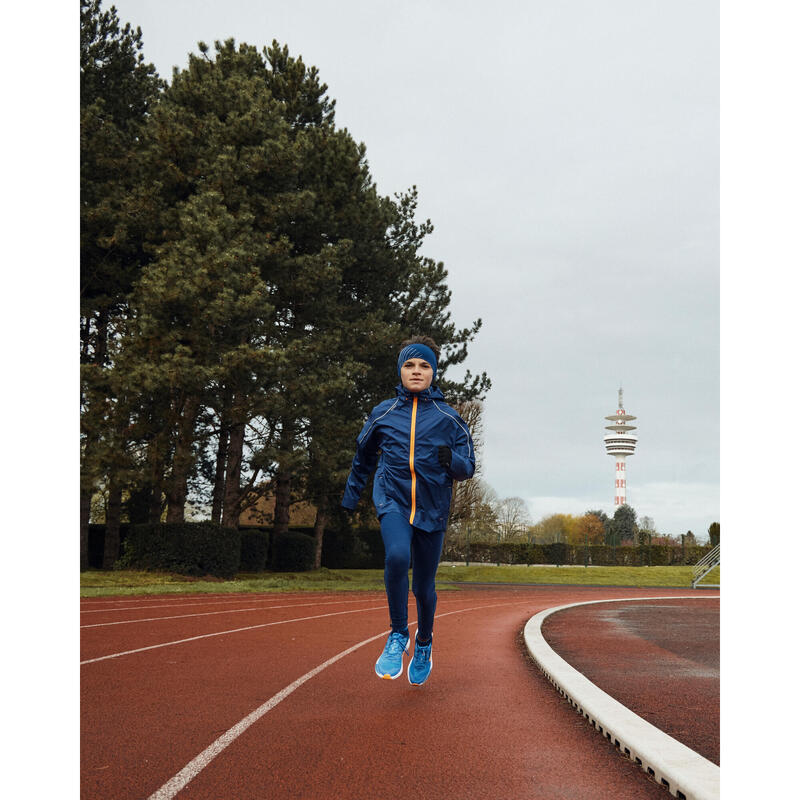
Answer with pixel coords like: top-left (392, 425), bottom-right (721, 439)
top-left (408, 635), bottom-right (433, 685)
top-left (375, 631), bottom-right (409, 679)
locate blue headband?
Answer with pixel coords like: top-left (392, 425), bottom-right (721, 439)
top-left (397, 344), bottom-right (437, 379)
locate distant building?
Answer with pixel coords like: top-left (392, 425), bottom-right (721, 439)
top-left (238, 484), bottom-right (318, 527)
top-left (603, 388), bottom-right (638, 507)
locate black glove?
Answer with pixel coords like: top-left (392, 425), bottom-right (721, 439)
top-left (438, 445), bottom-right (452, 470)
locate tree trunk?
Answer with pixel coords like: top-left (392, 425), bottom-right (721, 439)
top-left (80, 488), bottom-right (91, 571)
top-left (103, 481), bottom-right (122, 569)
top-left (273, 423), bottom-right (295, 536)
top-left (312, 502), bottom-right (328, 569)
top-left (166, 397), bottom-right (200, 523)
top-left (148, 485), bottom-right (163, 524)
top-left (146, 427), bottom-right (167, 524)
top-left (273, 470), bottom-right (291, 536)
top-left (221, 411), bottom-right (245, 529)
top-left (80, 428), bottom-right (96, 571)
top-left (211, 418), bottom-right (229, 526)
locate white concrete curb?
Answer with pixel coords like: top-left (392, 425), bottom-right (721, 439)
top-left (523, 596), bottom-right (720, 800)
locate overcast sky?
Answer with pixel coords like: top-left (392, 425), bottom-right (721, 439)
top-left (110, 0), bottom-right (720, 538)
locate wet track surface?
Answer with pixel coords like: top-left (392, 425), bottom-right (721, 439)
top-left (541, 596), bottom-right (720, 764)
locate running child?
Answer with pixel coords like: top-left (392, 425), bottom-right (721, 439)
top-left (341, 336), bottom-right (476, 685)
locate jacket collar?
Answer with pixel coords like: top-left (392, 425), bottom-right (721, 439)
top-left (395, 383), bottom-right (445, 402)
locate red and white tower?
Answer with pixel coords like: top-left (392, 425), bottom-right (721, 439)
top-left (603, 388), bottom-right (638, 506)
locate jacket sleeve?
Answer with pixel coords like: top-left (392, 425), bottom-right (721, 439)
top-left (446, 412), bottom-right (476, 482)
top-left (341, 409), bottom-right (382, 509)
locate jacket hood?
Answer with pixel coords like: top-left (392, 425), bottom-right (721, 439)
top-left (394, 383), bottom-right (446, 401)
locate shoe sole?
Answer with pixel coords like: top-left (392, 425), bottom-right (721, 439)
top-left (375, 643), bottom-right (409, 680)
top-left (375, 664), bottom-right (403, 680)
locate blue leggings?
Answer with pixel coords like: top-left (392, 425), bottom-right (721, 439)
top-left (379, 513), bottom-right (445, 641)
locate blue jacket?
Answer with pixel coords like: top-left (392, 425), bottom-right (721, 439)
top-left (341, 384), bottom-right (475, 532)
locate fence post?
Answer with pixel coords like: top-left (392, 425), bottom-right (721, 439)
top-left (465, 526), bottom-right (470, 567)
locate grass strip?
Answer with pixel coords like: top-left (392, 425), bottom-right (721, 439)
top-left (438, 563), bottom-right (720, 588)
top-left (80, 564), bottom-right (720, 597)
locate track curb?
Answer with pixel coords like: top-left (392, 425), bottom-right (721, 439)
top-left (523, 595), bottom-right (720, 800)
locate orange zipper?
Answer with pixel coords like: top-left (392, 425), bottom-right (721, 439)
top-left (408, 396), bottom-right (418, 524)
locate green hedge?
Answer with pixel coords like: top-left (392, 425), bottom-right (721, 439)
top-left (441, 541), bottom-right (713, 567)
top-left (441, 541), bottom-right (569, 565)
top-left (240, 528), bottom-right (270, 572)
top-left (116, 522), bottom-right (241, 578)
top-left (270, 530), bottom-right (316, 572)
top-left (92, 522), bottom-right (713, 576)
top-left (321, 525), bottom-right (384, 569)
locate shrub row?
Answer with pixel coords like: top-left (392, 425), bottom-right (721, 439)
top-left (271, 530), bottom-right (317, 572)
top-left (117, 522), bottom-right (241, 578)
top-left (91, 523), bottom-right (322, 574)
top-left (239, 528), bottom-right (270, 571)
top-left (321, 525), bottom-right (384, 569)
top-left (441, 541), bottom-right (713, 567)
top-left (89, 523), bottom-right (714, 576)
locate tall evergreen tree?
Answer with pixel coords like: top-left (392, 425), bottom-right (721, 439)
top-left (80, 0), bottom-right (162, 569)
top-left (80, 32), bottom-right (492, 567)
top-left (708, 521), bottom-right (720, 547)
top-left (118, 40), bottom-right (303, 527)
top-left (80, 0), bottom-right (162, 346)
top-left (611, 503), bottom-right (638, 545)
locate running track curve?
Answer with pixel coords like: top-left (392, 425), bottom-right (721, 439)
top-left (81, 585), bottom-right (717, 799)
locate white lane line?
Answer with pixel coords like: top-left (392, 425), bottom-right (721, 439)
top-left (80, 599), bottom-right (304, 614)
top-left (80, 599), bottom-right (379, 627)
top-left (524, 595), bottom-right (720, 800)
top-left (80, 596), bottom-right (252, 606)
top-left (146, 600), bottom-right (524, 800)
top-left (79, 592), bottom-right (349, 607)
top-left (80, 606), bottom-right (387, 665)
top-left (80, 593), bottom-right (359, 611)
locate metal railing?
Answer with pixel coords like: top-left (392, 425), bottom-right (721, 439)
top-left (692, 543), bottom-right (720, 588)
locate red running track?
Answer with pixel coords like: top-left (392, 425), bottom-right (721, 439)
top-left (80, 586), bottom-right (716, 799)
top-left (541, 596), bottom-right (720, 764)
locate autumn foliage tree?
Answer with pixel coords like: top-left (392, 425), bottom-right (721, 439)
top-left (575, 512), bottom-right (606, 545)
top-left (530, 513), bottom-right (574, 544)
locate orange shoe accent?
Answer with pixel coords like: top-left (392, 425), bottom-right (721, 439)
top-left (409, 396), bottom-right (418, 524)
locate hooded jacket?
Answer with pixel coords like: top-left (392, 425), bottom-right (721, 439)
top-left (341, 384), bottom-right (476, 532)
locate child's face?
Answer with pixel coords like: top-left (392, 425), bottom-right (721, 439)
top-left (400, 358), bottom-right (434, 392)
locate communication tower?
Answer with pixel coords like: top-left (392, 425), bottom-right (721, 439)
top-left (604, 388), bottom-right (638, 506)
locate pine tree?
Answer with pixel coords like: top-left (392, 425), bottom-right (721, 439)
top-left (612, 504), bottom-right (638, 544)
top-left (80, 33), bottom-right (493, 567)
top-left (80, 0), bottom-right (162, 569)
top-left (708, 522), bottom-right (720, 547)
top-left (117, 40), bottom-right (300, 527)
